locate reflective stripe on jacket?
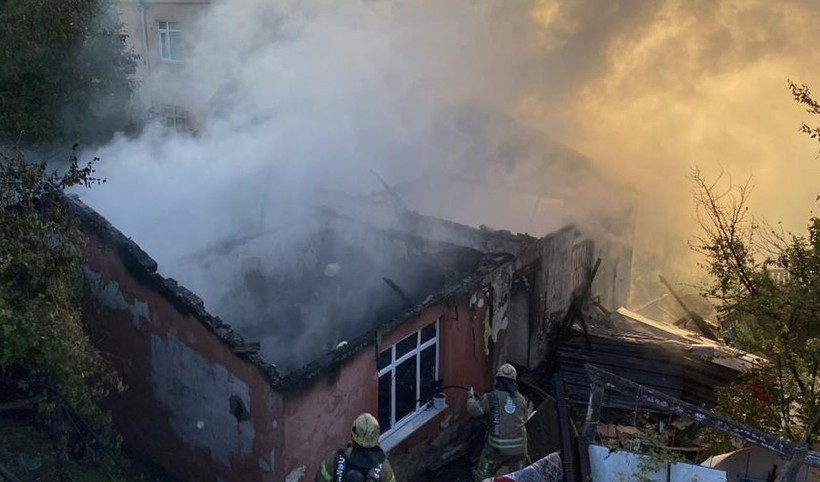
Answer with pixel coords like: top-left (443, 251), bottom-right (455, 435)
top-left (468, 389), bottom-right (528, 456)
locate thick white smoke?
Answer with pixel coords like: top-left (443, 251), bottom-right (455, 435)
top-left (76, 0), bottom-right (639, 369)
top-left (91, 0), bottom-right (820, 367)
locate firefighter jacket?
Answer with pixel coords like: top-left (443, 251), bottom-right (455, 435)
top-left (467, 389), bottom-right (528, 456)
top-left (315, 444), bottom-right (396, 482)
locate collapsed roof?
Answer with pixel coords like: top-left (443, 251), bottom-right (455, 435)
top-left (70, 189), bottom-right (532, 378)
top-left (172, 206), bottom-right (510, 371)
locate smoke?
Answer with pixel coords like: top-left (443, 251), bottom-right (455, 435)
top-left (551, 0), bottom-right (820, 300)
top-left (75, 0), bottom-right (820, 367)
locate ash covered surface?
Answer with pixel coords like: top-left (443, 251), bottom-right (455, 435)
top-left (175, 208), bottom-right (493, 373)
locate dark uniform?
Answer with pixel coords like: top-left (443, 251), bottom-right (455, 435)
top-left (315, 444), bottom-right (396, 482)
top-left (468, 380), bottom-right (529, 479)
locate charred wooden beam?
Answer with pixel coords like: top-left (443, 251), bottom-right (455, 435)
top-left (658, 275), bottom-right (718, 341)
top-left (553, 374), bottom-right (579, 482)
top-left (561, 258), bottom-right (602, 350)
top-left (382, 277), bottom-right (413, 307)
top-left (584, 364), bottom-right (820, 468)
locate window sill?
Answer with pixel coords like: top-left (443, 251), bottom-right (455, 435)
top-left (380, 403), bottom-right (447, 453)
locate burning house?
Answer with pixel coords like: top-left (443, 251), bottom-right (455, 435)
top-left (66, 189), bottom-right (631, 481)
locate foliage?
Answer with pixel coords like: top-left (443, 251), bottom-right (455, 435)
top-left (690, 83), bottom-right (820, 445)
top-left (631, 425), bottom-right (687, 482)
top-left (0, 146), bottom-right (123, 441)
top-left (0, 0), bottom-right (139, 147)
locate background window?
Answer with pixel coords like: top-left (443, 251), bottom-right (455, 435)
top-left (377, 320), bottom-right (439, 433)
top-left (158, 21), bottom-right (182, 61)
top-left (160, 105), bottom-right (189, 133)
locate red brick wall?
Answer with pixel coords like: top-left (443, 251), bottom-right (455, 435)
top-left (281, 292), bottom-right (492, 480)
top-left (83, 233), bottom-right (284, 481)
top-left (281, 348), bottom-right (379, 481)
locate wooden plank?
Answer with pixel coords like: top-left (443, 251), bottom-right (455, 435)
top-left (585, 364), bottom-right (820, 468)
top-left (582, 383), bottom-right (605, 440)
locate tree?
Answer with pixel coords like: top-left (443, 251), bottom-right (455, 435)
top-left (0, 146), bottom-right (124, 475)
top-left (691, 83), bottom-right (820, 465)
top-left (0, 0), bottom-right (139, 147)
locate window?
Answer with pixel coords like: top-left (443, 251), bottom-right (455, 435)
top-left (158, 21), bottom-right (182, 61)
top-left (378, 321), bottom-right (439, 435)
top-left (160, 104), bottom-right (189, 133)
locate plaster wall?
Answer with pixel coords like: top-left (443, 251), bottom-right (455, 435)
top-left (83, 232), bottom-right (283, 481)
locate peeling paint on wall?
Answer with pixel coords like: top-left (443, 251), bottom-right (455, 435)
top-left (84, 267), bottom-right (150, 328)
top-left (488, 264), bottom-right (513, 346)
top-left (150, 334), bottom-right (255, 467)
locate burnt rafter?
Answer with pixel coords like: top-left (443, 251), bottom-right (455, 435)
top-left (560, 257), bottom-right (602, 348)
top-left (382, 277), bottom-right (413, 307)
top-left (583, 364), bottom-right (820, 468)
top-left (658, 274), bottom-right (718, 341)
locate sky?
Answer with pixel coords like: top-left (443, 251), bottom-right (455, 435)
top-left (79, 0), bottom-right (820, 316)
top-left (519, 0), bottom-right (820, 295)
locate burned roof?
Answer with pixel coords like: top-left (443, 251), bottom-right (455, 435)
top-left (66, 193), bottom-right (516, 384)
top-left (180, 209), bottom-right (506, 372)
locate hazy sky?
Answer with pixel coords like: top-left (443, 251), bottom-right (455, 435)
top-left (519, 0), bottom-right (820, 289)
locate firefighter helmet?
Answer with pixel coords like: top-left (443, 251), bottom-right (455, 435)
top-left (496, 363), bottom-right (518, 381)
top-left (351, 413), bottom-right (381, 448)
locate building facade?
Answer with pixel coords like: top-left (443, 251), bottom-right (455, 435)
top-left (118, 0), bottom-right (212, 131)
top-left (69, 192), bottom-right (625, 481)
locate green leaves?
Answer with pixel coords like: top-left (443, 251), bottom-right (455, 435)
top-left (692, 84), bottom-right (820, 444)
top-left (0, 0), bottom-right (138, 146)
top-left (0, 147), bottom-right (121, 447)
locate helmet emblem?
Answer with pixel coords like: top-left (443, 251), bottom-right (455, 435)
top-left (504, 396), bottom-right (516, 414)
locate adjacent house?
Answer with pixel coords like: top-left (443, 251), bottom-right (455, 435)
top-left (67, 192), bottom-right (630, 481)
top-left (118, 0), bottom-right (212, 131)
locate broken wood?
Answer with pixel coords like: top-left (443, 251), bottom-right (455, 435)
top-left (382, 277), bottom-right (413, 306)
top-left (658, 275), bottom-right (718, 340)
top-left (584, 364), bottom-right (820, 468)
top-left (370, 170), bottom-right (407, 213)
top-left (561, 258), bottom-right (602, 350)
top-left (553, 374), bottom-right (579, 482)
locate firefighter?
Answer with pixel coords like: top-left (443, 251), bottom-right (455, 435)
top-left (467, 363), bottom-right (529, 480)
top-left (315, 413), bottom-right (396, 482)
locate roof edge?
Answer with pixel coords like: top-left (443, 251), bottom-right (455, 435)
top-left (279, 252), bottom-right (514, 390)
top-left (63, 194), bottom-right (283, 386)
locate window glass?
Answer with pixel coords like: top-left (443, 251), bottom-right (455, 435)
top-left (395, 333), bottom-right (417, 359)
top-left (377, 347), bottom-right (392, 371)
top-left (419, 345), bottom-right (436, 404)
top-left (160, 32), bottom-right (169, 58)
top-left (378, 373), bottom-right (392, 431)
top-left (421, 322), bottom-right (436, 343)
top-left (169, 31), bottom-right (182, 60)
top-left (394, 357), bottom-right (416, 422)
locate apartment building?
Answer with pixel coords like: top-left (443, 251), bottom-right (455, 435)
top-left (118, 0), bottom-right (213, 132)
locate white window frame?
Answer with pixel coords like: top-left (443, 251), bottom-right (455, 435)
top-left (157, 21), bottom-right (182, 62)
top-left (377, 320), bottom-right (443, 449)
top-left (159, 104), bottom-right (189, 133)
